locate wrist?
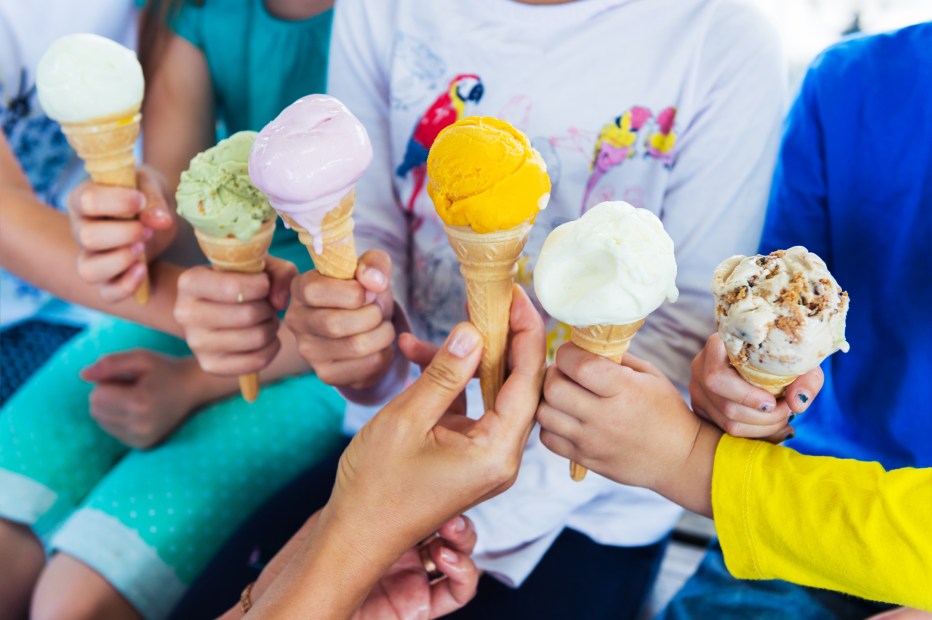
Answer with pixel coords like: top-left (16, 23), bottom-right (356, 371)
top-left (248, 503), bottom-right (401, 619)
top-left (655, 413), bottom-right (721, 518)
top-left (179, 356), bottom-right (239, 410)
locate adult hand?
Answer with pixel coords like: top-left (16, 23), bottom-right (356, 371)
top-left (67, 166), bottom-right (177, 302)
top-left (81, 350), bottom-right (204, 449)
top-left (222, 515), bottom-right (479, 620)
top-left (330, 285), bottom-right (545, 550)
top-left (174, 257), bottom-right (296, 375)
top-left (245, 285), bottom-right (545, 619)
top-left (284, 250), bottom-right (396, 390)
top-left (690, 334), bottom-right (824, 442)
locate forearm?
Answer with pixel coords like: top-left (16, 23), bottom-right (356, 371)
top-left (654, 419), bottom-right (720, 519)
top-left (714, 436), bottom-right (932, 610)
top-left (245, 505), bottom-right (399, 619)
top-left (0, 188), bottom-right (184, 336)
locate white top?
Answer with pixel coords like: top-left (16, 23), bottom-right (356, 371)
top-left (0, 0), bottom-right (136, 328)
top-left (330, 0), bottom-right (784, 586)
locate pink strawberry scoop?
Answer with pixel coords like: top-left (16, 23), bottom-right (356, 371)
top-left (248, 94), bottom-right (373, 253)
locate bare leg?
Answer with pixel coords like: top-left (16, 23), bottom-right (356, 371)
top-left (870, 609), bottom-right (932, 620)
top-left (31, 553), bottom-right (142, 620)
top-left (0, 519), bottom-right (44, 620)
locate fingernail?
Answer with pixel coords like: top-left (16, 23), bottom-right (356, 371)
top-left (760, 403), bottom-right (773, 412)
top-left (237, 292), bottom-right (245, 303)
top-left (447, 326), bottom-right (481, 358)
top-left (364, 290), bottom-right (377, 305)
top-left (152, 208), bottom-right (172, 221)
top-left (143, 227), bottom-right (154, 241)
top-left (360, 264), bottom-right (387, 288)
top-left (440, 548), bottom-right (458, 564)
top-left (788, 414), bottom-right (796, 424)
top-left (798, 393), bottom-right (809, 404)
top-left (131, 242), bottom-right (145, 257)
top-left (452, 516), bottom-right (467, 532)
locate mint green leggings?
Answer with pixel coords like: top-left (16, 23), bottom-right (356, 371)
top-left (0, 318), bottom-right (345, 619)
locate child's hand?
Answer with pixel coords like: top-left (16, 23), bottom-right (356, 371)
top-left (81, 351), bottom-right (205, 449)
top-left (174, 257), bottom-right (296, 375)
top-left (284, 249), bottom-right (396, 390)
top-left (537, 344), bottom-right (703, 491)
top-left (690, 334), bottom-right (823, 442)
top-left (67, 166), bottom-right (177, 302)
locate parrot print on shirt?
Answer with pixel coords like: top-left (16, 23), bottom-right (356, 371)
top-left (396, 74), bottom-right (484, 212)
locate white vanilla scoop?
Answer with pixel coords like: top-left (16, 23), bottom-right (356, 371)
top-left (534, 201), bottom-right (678, 326)
top-left (37, 33), bottom-right (144, 123)
top-left (713, 246), bottom-right (849, 377)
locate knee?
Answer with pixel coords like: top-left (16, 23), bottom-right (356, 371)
top-left (31, 555), bottom-right (140, 620)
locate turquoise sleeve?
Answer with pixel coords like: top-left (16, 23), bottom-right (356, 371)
top-left (169, 1), bottom-right (204, 50)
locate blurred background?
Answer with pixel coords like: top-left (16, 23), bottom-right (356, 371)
top-left (756, 0), bottom-right (931, 86)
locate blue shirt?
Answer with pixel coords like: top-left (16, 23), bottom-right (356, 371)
top-left (760, 22), bottom-right (932, 469)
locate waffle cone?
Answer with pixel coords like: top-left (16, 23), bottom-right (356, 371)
top-left (443, 222), bottom-right (532, 412)
top-left (280, 191), bottom-right (358, 280)
top-left (194, 219), bottom-right (277, 402)
top-left (567, 319), bottom-right (646, 481)
top-left (726, 351), bottom-right (796, 397)
top-left (60, 106), bottom-right (149, 304)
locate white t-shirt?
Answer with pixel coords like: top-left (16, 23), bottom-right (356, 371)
top-left (330, 0), bottom-right (784, 585)
top-left (0, 0), bottom-right (136, 328)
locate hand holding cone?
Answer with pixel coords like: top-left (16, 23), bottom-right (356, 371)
top-left (176, 131), bottom-right (279, 402)
top-left (427, 117), bottom-right (551, 411)
top-left (37, 34), bottom-right (149, 304)
top-left (535, 201), bottom-right (678, 481)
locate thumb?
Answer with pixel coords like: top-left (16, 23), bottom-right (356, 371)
top-left (355, 249), bottom-right (392, 294)
top-left (356, 250), bottom-right (394, 318)
top-left (785, 366), bottom-right (824, 414)
top-left (398, 332), bottom-right (441, 371)
top-left (81, 350), bottom-right (152, 383)
top-left (136, 167), bottom-right (175, 230)
top-left (390, 323), bottom-right (483, 428)
top-left (266, 256), bottom-right (298, 311)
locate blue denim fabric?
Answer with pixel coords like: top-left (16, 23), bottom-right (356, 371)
top-left (659, 539), bottom-right (895, 620)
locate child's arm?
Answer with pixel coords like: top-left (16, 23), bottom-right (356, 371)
top-left (537, 344), bottom-right (932, 611)
top-left (0, 134), bottom-right (183, 335)
top-left (713, 435), bottom-right (932, 612)
top-left (284, 0), bottom-right (415, 402)
top-left (81, 350), bottom-right (240, 449)
top-left (63, 25), bottom-right (216, 303)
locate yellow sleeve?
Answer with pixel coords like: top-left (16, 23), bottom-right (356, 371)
top-left (713, 434), bottom-right (932, 611)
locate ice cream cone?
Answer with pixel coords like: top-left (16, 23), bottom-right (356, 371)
top-left (726, 352), bottom-right (796, 397)
top-left (443, 221), bottom-right (532, 412)
top-left (567, 319), bottom-right (646, 481)
top-left (60, 105), bottom-right (149, 305)
top-left (280, 191), bottom-right (358, 280)
top-left (195, 219), bottom-right (277, 402)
